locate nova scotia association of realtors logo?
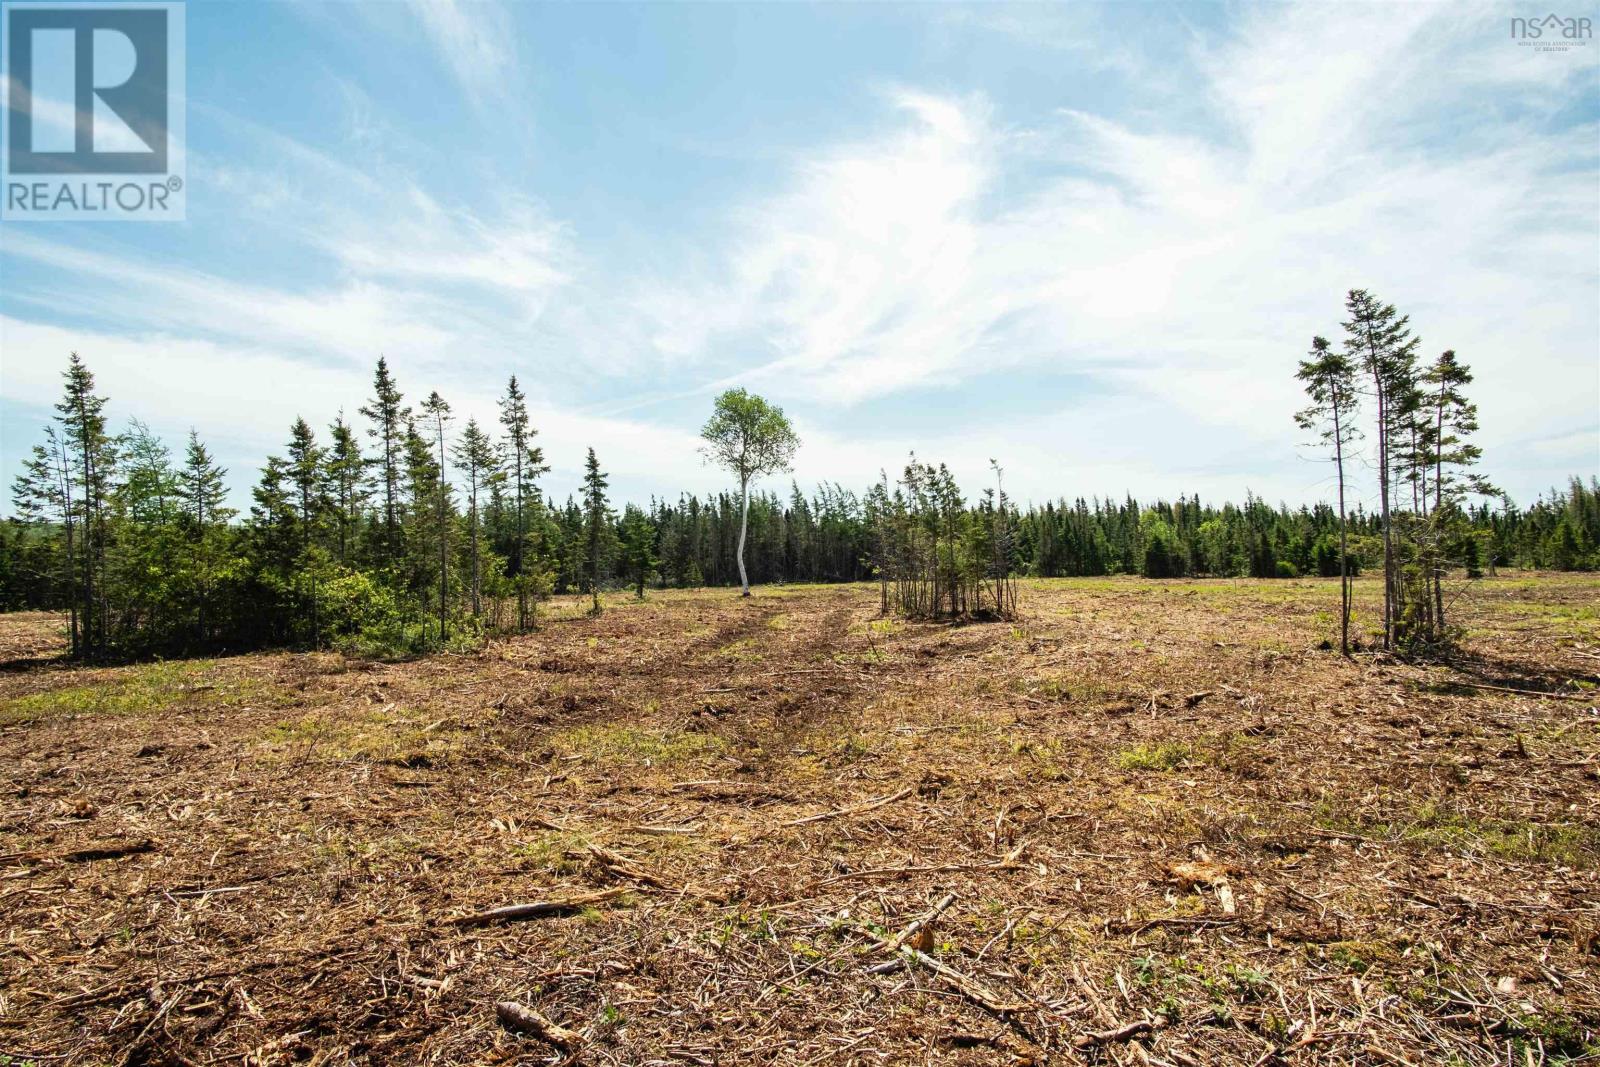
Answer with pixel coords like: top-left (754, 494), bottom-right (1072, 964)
top-left (1511, 12), bottom-right (1593, 50)
top-left (1, 1), bottom-right (185, 221)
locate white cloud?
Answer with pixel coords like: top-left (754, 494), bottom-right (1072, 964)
top-left (622, 5), bottom-right (1597, 506)
top-left (402, 0), bottom-right (516, 109)
top-left (3, 2), bottom-right (1595, 513)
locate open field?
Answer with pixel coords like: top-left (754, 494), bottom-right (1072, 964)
top-left (1, 575), bottom-right (1597, 1066)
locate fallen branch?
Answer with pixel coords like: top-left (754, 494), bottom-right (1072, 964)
top-left (449, 887), bottom-right (626, 927)
top-left (895, 943), bottom-right (1028, 1014)
top-left (885, 891), bottom-right (957, 952)
top-left (782, 787), bottom-right (912, 827)
top-left (806, 845), bottom-right (1026, 892)
top-left (1434, 679), bottom-right (1593, 702)
top-left (494, 1001), bottom-right (582, 1049)
top-left (1072, 1017), bottom-right (1164, 1049)
top-left (587, 844), bottom-right (728, 903)
top-left (62, 839), bottom-right (158, 863)
top-left (857, 892), bottom-right (1027, 1015)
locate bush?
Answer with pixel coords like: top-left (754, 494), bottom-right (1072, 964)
top-left (1275, 560), bottom-right (1299, 578)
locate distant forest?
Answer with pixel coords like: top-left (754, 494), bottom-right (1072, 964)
top-left (3, 351), bottom-right (1597, 659)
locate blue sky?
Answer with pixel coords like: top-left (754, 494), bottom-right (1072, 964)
top-left (2, 0), bottom-right (1597, 516)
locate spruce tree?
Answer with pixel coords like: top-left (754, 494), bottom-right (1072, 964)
top-left (56, 353), bottom-right (115, 657)
top-left (1296, 335), bottom-right (1361, 654)
top-left (619, 503), bottom-right (656, 598)
top-left (12, 427), bottom-right (79, 653)
top-left (453, 418), bottom-right (500, 617)
top-left (582, 448), bottom-right (611, 614)
top-left (420, 392), bottom-right (453, 641)
top-left (177, 430), bottom-right (230, 531)
top-left (1342, 290), bottom-right (1418, 649)
top-left (359, 357), bottom-right (407, 559)
top-left (326, 414), bottom-right (366, 566)
top-left (176, 430), bottom-right (232, 648)
top-left (1417, 349), bottom-right (1492, 635)
top-left (499, 375), bottom-right (548, 629)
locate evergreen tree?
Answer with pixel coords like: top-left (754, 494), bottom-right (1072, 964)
top-left (1296, 334), bottom-right (1361, 654)
top-left (285, 418), bottom-right (327, 551)
top-left (359, 357), bottom-right (407, 557)
top-left (499, 375), bottom-right (548, 629)
top-left (619, 503), bottom-right (657, 598)
top-left (325, 414), bottom-right (366, 566)
top-left (56, 353), bottom-right (116, 657)
top-left (1343, 290), bottom-right (1418, 649)
top-left (177, 430), bottom-right (230, 531)
top-left (12, 426), bottom-right (79, 650)
top-left (581, 448), bottom-right (611, 614)
top-left (453, 418), bottom-right (500, 618)
top-left (420, 392), bottom-right (453, 641)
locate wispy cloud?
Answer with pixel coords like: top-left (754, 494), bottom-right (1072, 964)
top-left (402, 0), bottom-right (516, 110)
top-left (623, 4), bottom-right (1597, 506)
top-left (2, 2), bottom-right (1594, 512)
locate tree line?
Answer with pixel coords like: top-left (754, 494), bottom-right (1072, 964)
top-left (2, 349), bottom-right (1595, 658)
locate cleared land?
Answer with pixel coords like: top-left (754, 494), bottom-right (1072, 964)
top-left (1, 575), bottom-right (1597, 1066)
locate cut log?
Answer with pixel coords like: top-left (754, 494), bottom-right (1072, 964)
top-left (449, 887), bottom-right (626, 927)
top-left (495, 1001), bottom-right (582, 1049)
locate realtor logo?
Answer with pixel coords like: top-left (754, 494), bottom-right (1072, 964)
top-left (2, 1), bottom-right (185, 220)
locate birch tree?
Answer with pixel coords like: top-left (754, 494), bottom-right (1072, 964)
top-left (699, 389), bottom-right (799, 597)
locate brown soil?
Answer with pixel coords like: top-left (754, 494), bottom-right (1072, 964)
top-left (1, 575), bottom-right (1596, 1065)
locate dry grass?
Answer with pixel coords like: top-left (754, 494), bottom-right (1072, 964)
top-left (0, 575), bottom-right (1596, 1065)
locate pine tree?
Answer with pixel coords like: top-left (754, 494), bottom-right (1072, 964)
top-left (1296, 335), bottom-right (1361, 654)
top-left (176, 430), bottom-right (232, 648)
top-left (56, 353), bottom-right (116, 657)
top-left (582, 448), bottom-right (611, 614)
top-left (420, 392), bottom-right (453, 642)
top-left (326, 414), bottom-right (366, 566)
top-left (499, 375), bottom-right (548, 629)
top-left (359, 357), bottom-right (407, 559)
top-left (619, 503), bottom-right (657, 598)
top-left (12, 426), bottom-right (79, 652)
top-left (1343, 290), bottom-right (1418, 649)
top-left (177, 430), bottom-right (231, 531)
top-left (453, 418), bottom-right (500, 617)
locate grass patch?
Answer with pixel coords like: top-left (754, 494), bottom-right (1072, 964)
top-left (550, 723), bottom-right (727, 766)
top-left (260, 707), bottom-right (461, 766)
top-left (1317, 798), bottom-right (1600, 867)
top-left (1, 661), bottom-right (281, 726)
top-left (1115, 742), bottom-right (1196, 772)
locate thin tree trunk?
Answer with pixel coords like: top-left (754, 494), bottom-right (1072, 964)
top-left (1332, 385), bottom-right (1350, 657)
top-left (1433, 380), bottom-right (1447, 635)
top-left (513, 450), bottom-right (526, 631)
top-left (736, 475), bottom-right (751, 597)
top-left (469, 473), bottom-right (481, 617)
top-left (437, 425), bottom-right (448, 643)
top-left (1368, 336), bottom-right (1394, 650)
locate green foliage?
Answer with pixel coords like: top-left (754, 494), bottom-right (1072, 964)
top-left (2, 353), bottom-right (1591, 665)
